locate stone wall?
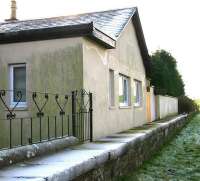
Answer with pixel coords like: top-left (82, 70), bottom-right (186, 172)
top-left (73, 115), bottom-right (188, 181)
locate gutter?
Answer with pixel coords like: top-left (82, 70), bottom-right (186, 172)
top-left (0, 22), bottom-right (116, 48)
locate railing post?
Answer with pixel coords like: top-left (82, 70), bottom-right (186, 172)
top-left (21, 118), bottom-right (23, 146)
top-left (72, 91), bottom-right (76, 137)
top-left (89, 92), bottom-right (93, 142)
top-left (10, 118), bottom-right (12, 148)
top-left (30, 118), bottom-right (33, 144)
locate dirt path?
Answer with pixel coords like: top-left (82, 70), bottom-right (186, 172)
top-left (119, 113), bottom-right (200, 181)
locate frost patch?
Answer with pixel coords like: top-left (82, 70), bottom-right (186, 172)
top-left (33, 144), bottom-right (40, 150)
top-left (26, 151), bottom-right (32, 158)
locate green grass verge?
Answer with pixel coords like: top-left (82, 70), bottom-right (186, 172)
top-left (118, 113), bottom-right (200, 181)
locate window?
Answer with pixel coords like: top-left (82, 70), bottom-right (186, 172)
top-left (119, 74), bottom-right (130, 107)
top-left (134, 80), bottom-right (142, 107)
top-left (109, 69), bottom-right (115, 106)
top-left (10, 64), bottom-right (26, 107)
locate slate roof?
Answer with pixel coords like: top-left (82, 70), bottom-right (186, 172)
top-left (0, 7), bottom-right (150, 75)
top-left (0, 8), bottom-right (135, 40)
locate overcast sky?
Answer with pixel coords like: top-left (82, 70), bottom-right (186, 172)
top-left (0, 0), bottom-right (200, 99)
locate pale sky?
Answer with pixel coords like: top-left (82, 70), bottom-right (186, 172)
top-left (0, 0), bottom-right (200, 99)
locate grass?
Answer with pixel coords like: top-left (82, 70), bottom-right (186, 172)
top-left (118, 113), bottom-right (200, 181)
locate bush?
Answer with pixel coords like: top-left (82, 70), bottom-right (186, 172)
top-left (178, 96), bottom-right (199, 114)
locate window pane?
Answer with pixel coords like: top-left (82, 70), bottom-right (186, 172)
top-left (13, 66), bottom-right (26, 102)
top-left (119, 75), bottom-right (129, 106)
top-left (124, 79), bottom-right (128, 102)
top-left (134, 80), bottom-right (142, 106)
top-left (119, 76), bottom-right (123, 103)
top-left (136, 82), bottom-right (140, 103)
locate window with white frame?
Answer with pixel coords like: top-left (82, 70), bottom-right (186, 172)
top-left (109, 69), bottom-right (115, 107)
top-left (134, 80), bottom-right (142, 107)
top-left (119, 74), bottom-right (130, 107)
top-left (10, 64), bottom-right (27, 107)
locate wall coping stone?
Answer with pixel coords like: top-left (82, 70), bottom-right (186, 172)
top-left (0, 136), bottom-right (78, 168)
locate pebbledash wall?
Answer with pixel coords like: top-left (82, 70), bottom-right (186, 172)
top-left (0, 37), bottom-right (84, 148)
top-left (0, 21), bottom-right (147, 145)
top-left (83, 21), bottom-right (147, 139)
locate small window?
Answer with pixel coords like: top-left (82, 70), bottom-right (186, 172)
top-left (109, 69), bottom-right (115, 106)
top-left (10, 64), bottom-right (27, 107)
top-left (119, 74), bottom-right (130, 107)
top-left (134, 80), bottom-right (142, 107)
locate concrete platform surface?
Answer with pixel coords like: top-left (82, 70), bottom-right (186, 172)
top-left (0, 115), bottom-right (187, 181)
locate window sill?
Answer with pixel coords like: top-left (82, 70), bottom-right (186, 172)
top-left (119, 106), bottom-right (132, 109)
top-left (134, 105), bottom-right (142, 108)
top-left (9, 104), bottom-right (28, 111)
top-left (11, 107), bottom-right (28, 111)
top-left (5, 107), bottom-right (28, 112)
top-left (109, 106), bottom-right (116, 110)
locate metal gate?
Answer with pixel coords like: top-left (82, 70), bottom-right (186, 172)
top-left (72, 89), bottom-right (93, 142)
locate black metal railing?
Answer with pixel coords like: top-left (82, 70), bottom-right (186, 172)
top-left (72, 90), bottom-right (93, 142)
top-left (0, 89), bottom-right (93, 150)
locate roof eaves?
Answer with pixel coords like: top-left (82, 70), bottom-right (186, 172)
top-left (0, 23), bottom-right (94, 44)
top-left (105, 7), bottom-right (151, 76)
top-left (91, 27), bottom-right (116, 48)
top-left (0, 22), bottom-right (116, 48)
top-left (132, 9), bottom-right (151, 77)
top-left (114, 7), bottom-right (137, 41)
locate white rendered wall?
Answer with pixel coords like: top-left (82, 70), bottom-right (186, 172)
top-left (156, 95), bottom-right (178, 119)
